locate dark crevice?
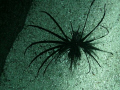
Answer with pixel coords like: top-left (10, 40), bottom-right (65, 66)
top-left (0, 0), bottom-right (33, 77)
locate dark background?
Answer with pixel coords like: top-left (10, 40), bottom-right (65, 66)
top-left (0, 0), bottom-right (33, 77)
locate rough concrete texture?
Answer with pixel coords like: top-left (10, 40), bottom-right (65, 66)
top-left (0, 0), bottom-right (120, 90)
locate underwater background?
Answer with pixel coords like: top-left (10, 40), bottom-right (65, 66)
top-left (0, 0), bottom-right (120, 90)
